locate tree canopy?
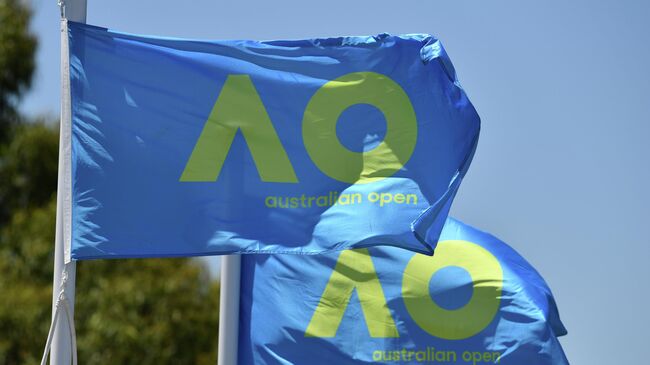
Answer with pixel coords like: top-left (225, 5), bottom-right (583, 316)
top-left (0, 0), bottom-right (36, 143)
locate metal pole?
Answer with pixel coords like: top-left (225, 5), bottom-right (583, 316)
top-left (216, 101), bottom-right (245, 364)
top-left (51, 1), bottom-right (86, 364)
top-left (217, 255), bottom-right (242, 365)
top-left (62, 0), bottom-right (87, 24)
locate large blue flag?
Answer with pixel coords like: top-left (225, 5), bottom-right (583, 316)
top-left (65, 21), bottom-right (480, 259)
top-left (239, 218), bottom-right (568, 364)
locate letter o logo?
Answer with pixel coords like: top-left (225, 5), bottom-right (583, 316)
top-left (402, 240), bottom-right (503, 340)
top-left (302, 72), bottom-right (418, 184)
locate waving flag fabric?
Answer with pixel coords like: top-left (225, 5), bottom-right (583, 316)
top-left (65, 21), bottom-right (479, 260)
top-left (238, 218), bottom-right (568, 364)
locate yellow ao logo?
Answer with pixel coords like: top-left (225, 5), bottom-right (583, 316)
top-left (180, 72), bottom-right (418, 184)
top-left (305, 240), bottom-right (503, 340)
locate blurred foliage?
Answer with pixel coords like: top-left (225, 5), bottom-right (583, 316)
top-left (0, 192), bottom-right (221, 365)
top-left (0, 121), bottom-right (59, 224)
top-left (0, 2), bottom-right (221, 364)
top-left (0, 0), bottom-right (37, 143)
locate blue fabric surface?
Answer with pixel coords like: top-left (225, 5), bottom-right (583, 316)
top-left (68, 21), bottom-right (479, 259)
top-left (239, 218), bottom-right (568, 364)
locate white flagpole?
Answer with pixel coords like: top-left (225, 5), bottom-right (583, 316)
top-left (217, 119), bottom-right (245, 364)
top-left (217, 255), bottom-right (241, 365)
top-left (50, 3), bottom-right (241, 364)
top-left (50, 1), bottom-right (86, 364)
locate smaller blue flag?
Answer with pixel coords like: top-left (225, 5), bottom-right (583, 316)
top-left (238, 218), bottom-right (568, 364)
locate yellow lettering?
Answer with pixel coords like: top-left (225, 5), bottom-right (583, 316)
top-left (402, 240), bottom-right (503, 340)
top-left (264, 196), bottom-right (277, 208)
top-left (305, 249), bottom-right (398, 338)
top-left (406, 194), bottom-right (417, 204)
top-left (180, 75), bottom-right (298, 182)
top-left (303, 72), bottom-right (417, 184)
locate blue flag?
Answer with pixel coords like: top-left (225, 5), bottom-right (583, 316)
top-left (238, 218), bottom-right (568, 364)
top-left (65, 21), bottom-right (479, 260)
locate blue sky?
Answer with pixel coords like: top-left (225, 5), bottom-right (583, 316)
top-left (22, 0), bottom-right (650, 363)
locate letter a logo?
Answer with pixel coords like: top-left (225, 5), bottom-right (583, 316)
top-left (305, 249), bottom-right (398, 338)
top-left (180, 75), bottom-right (298, 183)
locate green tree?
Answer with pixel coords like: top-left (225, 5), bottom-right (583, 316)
top-left (0, 2), bottom-right (221, 364)
top-left (0, 191), bottom-right (220, 365)
top-left (0, 121), bottom-right (59, 224)
top-left (0, 0), bottom-right (37, 143)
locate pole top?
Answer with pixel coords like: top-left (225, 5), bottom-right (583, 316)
top-left (58, 0), bottom-right (87, 23)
